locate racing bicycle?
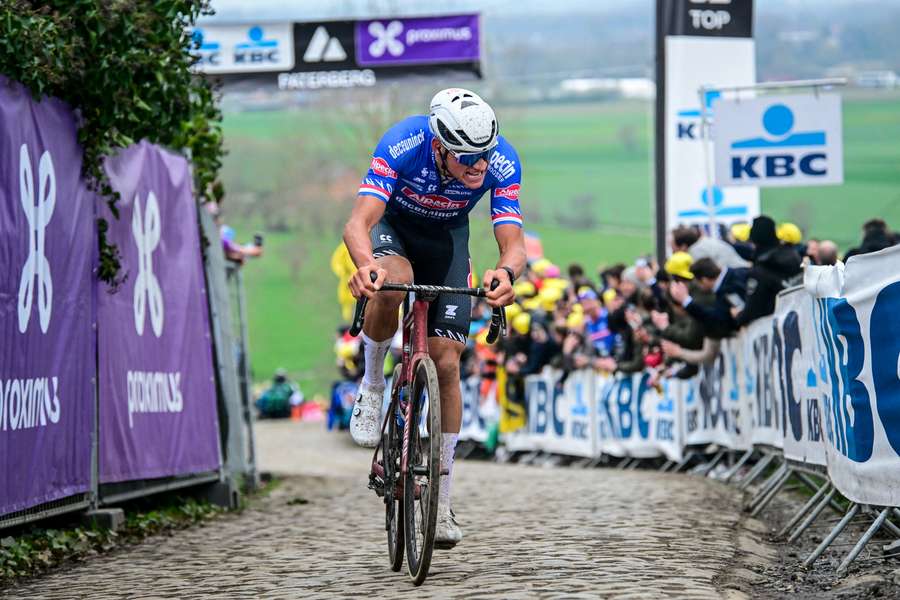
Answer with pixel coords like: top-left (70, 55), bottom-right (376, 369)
top-left (349, 273), bottom-right (506, 585)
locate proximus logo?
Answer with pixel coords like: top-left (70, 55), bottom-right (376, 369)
top-left (132, 192), bottom-right (164, 337)
top-left (17, 144), bottom-right (56, 335)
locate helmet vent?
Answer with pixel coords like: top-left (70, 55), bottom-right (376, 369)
top-left (460, 100), bottom-right (477, 109)
top-left (436, 119), bottom-right (462, 146)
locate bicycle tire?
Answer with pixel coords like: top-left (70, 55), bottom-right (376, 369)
top-left (403, 357), bottom-right (441, 586)
top-left (385, 366), bottom-right (404, 572)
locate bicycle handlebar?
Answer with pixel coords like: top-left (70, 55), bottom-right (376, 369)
top-left (348, 271), bottom-right (507, 343)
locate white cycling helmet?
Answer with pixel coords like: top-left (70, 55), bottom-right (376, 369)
top-left (428, 88), bottom-right (499, 154)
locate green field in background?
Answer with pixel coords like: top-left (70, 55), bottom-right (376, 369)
top-left (223, 94), bottom-right (900, 396)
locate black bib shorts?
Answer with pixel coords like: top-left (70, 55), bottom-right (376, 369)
top-left (370, 212), bottom-right (472, 345)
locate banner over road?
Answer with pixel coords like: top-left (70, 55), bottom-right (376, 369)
top-left (192, 15), bottom-right (481, 90)
top-left (0, 76), bottom-right (95, 515)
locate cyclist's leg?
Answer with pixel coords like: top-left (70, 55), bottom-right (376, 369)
top-left (349, 218), bottom-right (412, 447)
top-left (364, 217), bottom-right (412, 378)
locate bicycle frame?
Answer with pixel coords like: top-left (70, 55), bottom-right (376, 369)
top-left (370, 292), bottom-right (434, 498)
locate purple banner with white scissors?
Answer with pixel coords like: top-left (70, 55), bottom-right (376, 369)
top-left (98, 140), bottom-right (221, 483)
top-left (0, 76), bottom-right (95, 515)
top-left (355, 14), bottom-right (480, 66)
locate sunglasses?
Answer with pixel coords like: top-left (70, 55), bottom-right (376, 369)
top-left (449, 148), bottom-right (492, 167)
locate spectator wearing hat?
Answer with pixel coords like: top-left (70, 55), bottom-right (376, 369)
top-left (671, 224), bottom-right (750, 270)
top-left (669, 258), bottom-right (748, 338)
top-left (579, 289), bottom-right (616, 358)
top-left (733, 215), bottom-right (802, 328)
top-left (729, 222), bottom-right (755, 261)
top-left (654, 254), bottom-right (702, 377)
top-left (777, 222), bottom-right (806, 259)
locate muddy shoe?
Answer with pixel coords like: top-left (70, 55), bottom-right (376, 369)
top-left (435, 505), bottom-right (462, 549)
top-left (349, 383), bottom-right (384, 447)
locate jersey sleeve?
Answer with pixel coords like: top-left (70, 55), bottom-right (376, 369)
top-left (357, 118), bottom-right (419, 203)
top-left (489, 142), bottom-right (523, 229)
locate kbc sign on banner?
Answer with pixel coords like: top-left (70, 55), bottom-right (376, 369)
top-left (714, 94), bottom-right (844, 187)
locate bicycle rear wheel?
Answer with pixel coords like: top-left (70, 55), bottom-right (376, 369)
top-left (403, 357), bottom-right (441, 585)
top-left (385, 366), bottom-right (404, 572)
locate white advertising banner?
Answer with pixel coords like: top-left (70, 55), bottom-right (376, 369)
top-left (805, 245), bottom-right (900, 506)
top-left (742, 317), bottom-right (784, 449)
top-left (662, 0), bottom-right (759, 230)
top-left (526, 369), bottom-right (594, 458)
top-left (773, 288), bottom-right (827, 467)
top-left (459, 376), bottom-right (496, 444)
top-left (682, 338), bottom-right (750, 450)
top-left (595, 373), bottom-right (683, 462)
top-left (190, 23), bottom-right (295, 74)
top-left (714, 94), bottom-right (844, 187)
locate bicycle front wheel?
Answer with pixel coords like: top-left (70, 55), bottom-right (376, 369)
top-left (403, 357), bottom-right (441, 586)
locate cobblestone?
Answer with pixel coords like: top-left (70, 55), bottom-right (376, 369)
top-left (5, 421), bottom-right (769, 599)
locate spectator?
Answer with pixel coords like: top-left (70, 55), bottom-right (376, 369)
top-left (521, 320), bottom-right (561, 375)
top-left (817, 240), bottom-right (839, 266)
top-left (580, 289), bottom-right (616, 358)
top-left (669, 257), bottom-right (748, 338)
top-left (206, 202), bottom-right (264, 264)
top-left (671, 224), bottom-right (750, 269)
top-left (733, 215), bottom-right (802, 328)
top-left (567, 263), bottom-right (596, 295)
top-left (618, 266), bottom-right (641, 302)
top-left (845, 218), bottom-right (896, 259)
top-left (255, 368), bottom-right (304, 419)
top-left (805, 238), bottom-right (821, 265)
top-left (599, 264), bottom-right (625, 293)
top-left (729, 222), bottom-right (755, 261)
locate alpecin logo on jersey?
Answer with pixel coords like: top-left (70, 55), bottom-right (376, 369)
top-left (401, 186), bottom-right (466, 210)
top-left (371, 157), bottom-right (397, 179)
top-left (494, 183), bottom-right (520, 201)
top-left (489, 150), bottom-right (516, 181)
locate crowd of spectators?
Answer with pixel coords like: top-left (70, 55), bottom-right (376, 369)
top-left (333, 216), bottom-right (898, 400)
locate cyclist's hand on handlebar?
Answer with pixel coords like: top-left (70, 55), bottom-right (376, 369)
top-left (482, 268), bottom-right (515, 308)
top-left (349, 264), bottom-right (387, 299)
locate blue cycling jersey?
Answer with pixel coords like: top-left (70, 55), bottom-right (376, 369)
top-left (357, 115), bottom-right (523, 229)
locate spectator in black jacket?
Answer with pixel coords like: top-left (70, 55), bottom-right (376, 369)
top-left (733, 215), bottom-right (802, 328)
top-left (845, 218), bottom-right (896, 260)
top-left (669, 257), bottom-right (748, 338)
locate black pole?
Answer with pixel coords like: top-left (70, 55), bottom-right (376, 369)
top-left (654, 0), bottom-right (667, 265)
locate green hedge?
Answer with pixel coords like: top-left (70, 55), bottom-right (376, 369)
top-left (0, 0), bottom-right (223, 281)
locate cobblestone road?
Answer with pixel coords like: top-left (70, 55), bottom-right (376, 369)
top-left (7, 422), bottom-right (774, 599)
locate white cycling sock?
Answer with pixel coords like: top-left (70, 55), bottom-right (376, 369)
top-left (439, 433), bottom-right (459, 508)
top-left (361, 333), bottom-right (391, 390)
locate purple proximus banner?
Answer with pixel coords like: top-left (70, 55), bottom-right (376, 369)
top-left (355, 14), bottom-right (480, 66)
top-left (0, 76), bottom-right (95, 515)
top-left (98, 140), bottom-right (221, 483)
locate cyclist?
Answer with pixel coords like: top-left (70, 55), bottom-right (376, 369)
top-left (343, 88), bottom-right (525, 547)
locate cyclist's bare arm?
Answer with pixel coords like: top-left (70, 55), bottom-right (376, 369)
top-left (343, 195), bottom-right (388, 299)
top-left (482, 223), bottom-right (526, 308)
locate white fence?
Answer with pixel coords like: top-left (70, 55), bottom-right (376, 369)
top-left (461, 244), bottom-right (900, 508)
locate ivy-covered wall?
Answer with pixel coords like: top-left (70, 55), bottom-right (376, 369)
top-left (0, 0), bottom-right (224, 281)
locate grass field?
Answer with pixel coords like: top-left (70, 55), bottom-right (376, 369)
top-left (221, 92), bottom-right (900, 397)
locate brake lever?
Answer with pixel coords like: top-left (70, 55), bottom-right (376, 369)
top-left (349, 271), bottom-right (379, 337)
top-left (485, 278), bottom-right (507, 344)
